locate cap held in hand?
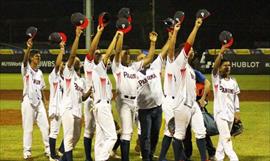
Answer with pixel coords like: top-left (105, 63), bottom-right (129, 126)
top-left (219, 30), bottom-right (234, 47)
top-left (196, 9), bottom-right (210, 20)
top-left (71, 12), bottom-right (89, 29)
top-left (98, 12), bottom-right (111, 27)
top-left (116, 18), bottom-right (132, 34)
top-left (174, 11), bottom-right (185, 23)
top-left (48, 32), bottom-right (67, 44)
top-left (26, 26), bottom-right (38, 38)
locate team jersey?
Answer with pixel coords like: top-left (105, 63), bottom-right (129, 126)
top-left (212, 71), bottom-right (240, 122)
top-left (163, 57), bottom-right (179, 106)
top-left (111, 58), bottom-right (143, 100)
top-left (48, 68), bottom-right (64, 117)
top-left (92, 61), bottom-right (113, 103)
top-left (21, 63), bottom-right (46, 107)
top-left (84, 55), bottom-right (96, 89)
top-left (61, 65), bottom-right (86, 118)
top-left (136, 55), bottom-right (164, 109)
top-left (194, 70), bottom-right (206, 101)
top-left (174, 44), bottom-right (196, 107)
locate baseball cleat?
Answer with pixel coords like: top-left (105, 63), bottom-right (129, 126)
top-left (110, 150), bottom-right (121, 159)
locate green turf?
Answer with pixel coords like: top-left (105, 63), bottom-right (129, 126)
top-left (0, 100), bottom-right (21, 110)
top-left (0, 101), bottom-right (269, 161)
top-left (0, 74), bottom-right (269, 90)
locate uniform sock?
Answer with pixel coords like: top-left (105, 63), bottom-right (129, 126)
top-left (65, 150), bottom-right (73, 161)
top-left (59, 140), bottom-right (65, 154)
top-left (172, 137), bottom-right (186, 161)
top-left (83, 137), bottom-right (93, 161)
top-left (158, 135), bottom-right (172, 160)
top-left (120, 140), bottom-right (130, 161)
top-left (49, 137), bottom-right (56, 158)
top-left (196, 138), bottom-right (207, 161)
top-left (113, 134), bottom-right (121, 151)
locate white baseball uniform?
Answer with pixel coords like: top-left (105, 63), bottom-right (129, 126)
top-left (111, 59), bottom-right (143, 141)
top-left (83, 55), bottom-right (96, 138)
top-left (21, 62), bottom-right (50, 158)
top-left (173, 45), bottom-right (206, 140)
top-left (61, 65), bottom-right (86, 152)
top-left (92, 61), bottom-right (117, 161)
top-left (162, 57), bottom-right (179, 137)
top-left (212, 71), bottom-right (240, 161)
top-left (48, 68), bottom-right (63, 139)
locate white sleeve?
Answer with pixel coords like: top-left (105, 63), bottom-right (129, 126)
top-left (174, 48), bottom-right (188, 69)
top-left (150, 54), bottom-right (163, 72)
top-left (234, 80), bottom-right (240, 95)
top-left (111, 58), bottom-right (119, 74)
top-left (234, 94), bottom-right (240, 112)
top-left (21, 63), bottom-right (29, 76)
top-left (131, 60), bottom-right (143, 72)
top-left (49, 68), bottom-right (56, 84)
top-left (41, 72), bottom-right (46, 90)
top-left (211, 70), bottom-right (220, 86)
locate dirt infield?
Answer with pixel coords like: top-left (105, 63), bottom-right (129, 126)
top-left (0, 90), bottom-right (269, 125)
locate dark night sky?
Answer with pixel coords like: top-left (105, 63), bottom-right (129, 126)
top-left (0, 0), bottom-right (269, 51)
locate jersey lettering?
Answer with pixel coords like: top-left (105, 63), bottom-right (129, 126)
top-left (138, 73), bottom-right (157, 87)
top-left (123, 71), bottom-right (136, 79)
top-left (33, 79), bottom-right (41, 85)
top-left (74, 82), bottom-right (84, 93)
top-left (219, 85), bottom-right (234, 94)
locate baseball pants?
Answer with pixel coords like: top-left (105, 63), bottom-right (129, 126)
top-left (215, 116), bottom-right (239, 161)
top-left (84, 98), bottom-right (95, 138)
top-left (21, 96), bottom-right (50, 157)
top-left (49, 116), bottom-right (61, 139)
top-left (61, 110), bottom-right (81, 152)
top-left (93, 101), bottom-right (117, 161)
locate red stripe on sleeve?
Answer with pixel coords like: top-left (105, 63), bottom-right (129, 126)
top-left (86, 53), bottom-right (94, 61)
top-left (184, 42), bottom-right (192, 57)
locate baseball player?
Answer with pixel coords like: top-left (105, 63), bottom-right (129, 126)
top-left (136, 32), bottom-right (172, 161)
top-left (183, 69), bottom-right (216, 161)
top-left (91, 30), bottom-right (122, 161)
top-left (21, 38), bottom-right (50, 160)
top-left (59, 26), bottom-right (93, 161)
top-left (48, 41), bottom-right (65, 161)
top-left (83, 25), bottom-right (104, 161)
top-left (112, 31), bottom-right (158, 161)
top-left (168, 18), bottom-right (208, 161)
top-left (212, 44), bottom-right (240, 161)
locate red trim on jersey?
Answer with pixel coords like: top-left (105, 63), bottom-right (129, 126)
top-left (86, 53), bottom-right (94, 61)
top-left (184, 42), bottom-right (192, 57)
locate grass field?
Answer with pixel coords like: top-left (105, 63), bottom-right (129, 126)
top-left (0, 100), bottom-right (270, 161)
top-left (0, 73), bottom-right (270, 160)
top-left (0, 74), bottom-right (269, 90)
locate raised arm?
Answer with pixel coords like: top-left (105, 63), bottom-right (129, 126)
top-left (102, 31), bottom-right (122, 65)
top-left (87, 25), bottom-right (104, 59)
top-left (67, 27), bottom-right (82, 68)
top-left (55, 41), bottom-right (65, 73)
top-left (186, 18), bottom-right (202, 48)
top-left (114, 31), bottom-right (124, 64)
top-left (23, 38), bottom-right (33, 67)
top-left (212, 45), bottom-right (229, 75)
top-left (142, 31), bottom-right (158, 67)
top-left (160, 32), bottom-right (172, 59)
top-left (168, 22), bottom-right (180, 62)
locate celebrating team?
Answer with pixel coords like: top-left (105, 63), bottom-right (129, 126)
top-left (21, 9), bottom-right (241, 161)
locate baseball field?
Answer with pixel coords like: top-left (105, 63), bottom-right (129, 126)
top-left (0, 74), bottom-right (269, 161)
